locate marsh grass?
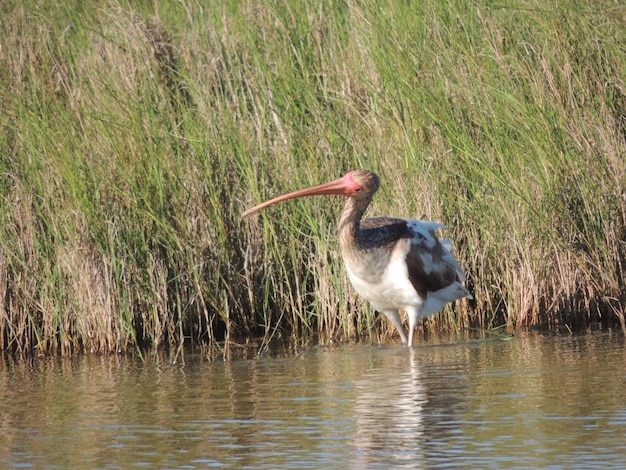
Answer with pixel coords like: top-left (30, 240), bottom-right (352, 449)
top-left (1, 0), bottom-right (625, 355)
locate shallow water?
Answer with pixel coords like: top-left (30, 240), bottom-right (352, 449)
top-left (1, 331), bottom-right (625, 469)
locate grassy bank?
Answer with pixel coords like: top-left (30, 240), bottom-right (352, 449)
top-left (1, 0), bottom-right (624, 355)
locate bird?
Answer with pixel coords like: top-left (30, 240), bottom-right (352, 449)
top-left (243, 170), bottom-right (472, 347)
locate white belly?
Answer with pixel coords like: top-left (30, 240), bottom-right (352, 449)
top-left (344, 251), bottom-right (422, 312)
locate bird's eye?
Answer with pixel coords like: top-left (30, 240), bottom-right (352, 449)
top-left (355, 186), bottom-right (364, 193)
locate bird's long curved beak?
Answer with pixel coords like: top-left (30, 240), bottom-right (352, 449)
top-left (242, 173), bottom-right (352, 217)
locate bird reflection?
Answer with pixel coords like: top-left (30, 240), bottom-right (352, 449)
top-left (352, 349), bottom-right (427, 468)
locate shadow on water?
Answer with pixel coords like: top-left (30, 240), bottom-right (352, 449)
top-left (1, 331), bottom-right (625, 469)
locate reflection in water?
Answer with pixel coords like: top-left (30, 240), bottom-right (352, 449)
top-left (350, 343), bottom-right (476, 468)
top-left (0, 332), bottom-right (625, 469)
top-left (353, 349), bottom-right (428, 467)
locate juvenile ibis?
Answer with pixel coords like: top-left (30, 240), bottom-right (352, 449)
top-left (243, 170), bottom-right (471, 347)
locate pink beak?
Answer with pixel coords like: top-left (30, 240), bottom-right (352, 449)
top-left (243, 172), bottom-right (355, 217)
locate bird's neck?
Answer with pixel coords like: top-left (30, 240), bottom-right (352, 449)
top-left (338, 197), bottom-right (367, 254)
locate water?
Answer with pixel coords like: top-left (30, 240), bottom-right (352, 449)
top-left (1, 331), bottom-right (625, 469)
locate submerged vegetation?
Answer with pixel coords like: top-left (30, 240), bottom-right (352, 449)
top-left (0, 0), bottom-right (625, 355)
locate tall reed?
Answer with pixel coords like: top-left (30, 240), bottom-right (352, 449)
top-left (0, 0), bottom-right (624, 355)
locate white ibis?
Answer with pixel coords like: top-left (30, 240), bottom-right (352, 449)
top-left (243, 170), bottom-right (472, 347)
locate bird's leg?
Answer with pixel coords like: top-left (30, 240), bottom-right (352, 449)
top-left (382, 310), bottom-right (408, 344)
top-left (406, 306), bottom-right (419, 348)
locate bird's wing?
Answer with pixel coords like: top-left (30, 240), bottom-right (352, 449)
top-left (358, 217), bottom-right (414, 249)
top-left (404, 220), bottom-right (465, 298)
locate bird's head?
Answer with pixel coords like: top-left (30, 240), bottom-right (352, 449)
top-left (346, 170), bottom-right (380, 200)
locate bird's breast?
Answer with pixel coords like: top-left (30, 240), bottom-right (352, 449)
top-left (343, 239), bottom-right (422, 312)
